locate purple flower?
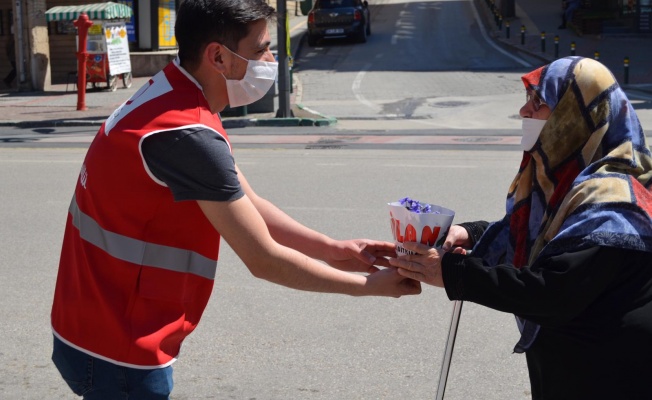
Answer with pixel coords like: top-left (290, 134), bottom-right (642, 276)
top-left (398, 197), bottom-right (440, 214)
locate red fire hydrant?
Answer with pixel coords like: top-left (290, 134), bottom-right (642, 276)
top-left (73, 13), bottom-right (93, 111)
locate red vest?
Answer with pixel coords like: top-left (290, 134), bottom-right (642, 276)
top-left (52, 60), bottom-right (230, 368)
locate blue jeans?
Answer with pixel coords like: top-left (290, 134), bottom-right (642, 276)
top-left (51, 335), bottom-right (174, 399)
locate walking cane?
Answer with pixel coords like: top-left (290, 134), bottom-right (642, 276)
top-left (435, 300), bottom-right (463, 400)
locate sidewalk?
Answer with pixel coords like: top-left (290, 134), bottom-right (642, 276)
top-left (0, 0), bottom-right (650, 129)
top-left (0, 5), bottom-right (316, 129)
top-left (475, 0), bottom-right (652, 87)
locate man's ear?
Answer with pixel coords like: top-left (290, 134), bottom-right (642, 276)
top-left (204, 42), bottom-right (228, 73)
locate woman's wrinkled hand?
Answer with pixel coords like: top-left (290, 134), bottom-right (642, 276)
top-left (442, 225), bottom-right (471, 254)
top-left (388, 242), bottom-right (445, 287)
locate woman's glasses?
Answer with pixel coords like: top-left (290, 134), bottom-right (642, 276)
top-left (526, 91), bottom-right (547, 112)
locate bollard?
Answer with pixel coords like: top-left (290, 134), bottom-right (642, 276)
top-left (521, 25), bottom-right (526, 45)
top-left (506, 21), bottom-right (511, 39)
top-left (498, 15), bottom-right (502, 30)
top-left (624, 56), bottom-right (630, 85)
top-left (594, 50), bottom-right (600, 61)
top-left (571, 41), bottom-right (576, 56)
top-left (541, 31), bottom-right (546, 53)
top-left (554, 35), bottom-right (559, 58)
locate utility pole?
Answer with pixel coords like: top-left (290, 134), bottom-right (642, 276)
top-left (276, 0), bottom-right (292, 118)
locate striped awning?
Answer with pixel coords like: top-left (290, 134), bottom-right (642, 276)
top-left (45, 2), bottom-right (133, 22)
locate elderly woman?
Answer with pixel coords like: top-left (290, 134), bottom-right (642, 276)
top-left (390, 56), bottom-right (652, 399)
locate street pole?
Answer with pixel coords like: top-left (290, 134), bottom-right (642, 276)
top-left (14, 0), bottom-right (26, 85)
top-left (276, 0), bottom-right (292, 118)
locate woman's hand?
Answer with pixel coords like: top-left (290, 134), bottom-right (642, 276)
top-left (388, 242), bottom-right (445, 287)
top-left (442, 225), bottom-right (471, 254)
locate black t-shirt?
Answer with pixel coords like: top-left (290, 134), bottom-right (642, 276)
top-left (141, 127), bottom-right (244, 202)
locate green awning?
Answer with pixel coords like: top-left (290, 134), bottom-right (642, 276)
top-left (45, 2), bottom-right (133, 22)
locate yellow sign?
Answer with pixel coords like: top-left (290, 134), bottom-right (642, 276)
top-left (89, 24), bottom-right (102, 35)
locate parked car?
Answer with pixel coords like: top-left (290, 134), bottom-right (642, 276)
top-left (307, 0), bottom-right (371, 46)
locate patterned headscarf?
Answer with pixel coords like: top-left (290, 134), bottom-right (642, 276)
top-left (472, 57), bottom-right (652, 351)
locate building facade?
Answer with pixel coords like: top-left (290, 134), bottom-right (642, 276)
top-left (2, 0), bottom-right (178, 91)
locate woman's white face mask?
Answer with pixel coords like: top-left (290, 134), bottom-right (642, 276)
top-left (221, 46), bottom-right (278, 108)
top-left (521, 118), bottom-right (547, 151)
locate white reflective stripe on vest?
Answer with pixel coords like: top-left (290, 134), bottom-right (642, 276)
top-left (69, 196), bottom-right (217, 280)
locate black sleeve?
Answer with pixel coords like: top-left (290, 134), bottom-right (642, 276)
top-left (441, 246), bottom-right (638, 327)
top-left (457, 220), bottom-right (489, 248)
top-left (141, 127), bottom-right (244, 202)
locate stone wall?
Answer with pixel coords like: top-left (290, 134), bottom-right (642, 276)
top-left (130, 50), bottom-right (177, 77)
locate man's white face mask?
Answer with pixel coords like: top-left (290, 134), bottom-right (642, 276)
top-left (221, 45), bottom-right (278, 108)
top-left (521, 118), bottom-right (547, 151)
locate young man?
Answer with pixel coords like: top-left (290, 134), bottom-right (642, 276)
top-left (50, 0), bottom-right (421, 398)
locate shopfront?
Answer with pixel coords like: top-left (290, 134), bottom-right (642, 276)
top-left (46, 0), bottom-right (177, 84)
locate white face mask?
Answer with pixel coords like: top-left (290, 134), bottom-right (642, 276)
top-left (521, 118), bottom-right (547, 151)
top-left (221, 46), bottom-right (278, 108)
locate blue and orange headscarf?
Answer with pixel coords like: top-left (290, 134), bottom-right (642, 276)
top-left (472, 56), bottom-right (652, 351)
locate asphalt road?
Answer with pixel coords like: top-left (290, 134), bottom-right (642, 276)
top-left (294, 0), bottom-right (535, 126)
top-left (0, 147), bottom-right (532, 399)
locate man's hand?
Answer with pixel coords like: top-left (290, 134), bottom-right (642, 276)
top-left (364, 267), bottom-right (422, 297)
top-left (388, 242), bottom-right (445, 287)
top-left (324, 239), bottom-right (397, 273)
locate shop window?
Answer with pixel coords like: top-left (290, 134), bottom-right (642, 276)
top-left (48, 20), bottom-right (77, 35)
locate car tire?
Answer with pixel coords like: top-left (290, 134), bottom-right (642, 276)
top-left (307, 34), bottom-right (318, 47)
top-left (356, 27), bottom-right (367, 43)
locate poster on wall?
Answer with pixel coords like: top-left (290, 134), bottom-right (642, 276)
top-left (105, 22), bottom-right (132, 75)
top-left (158, 0), bottom-right (177, 48)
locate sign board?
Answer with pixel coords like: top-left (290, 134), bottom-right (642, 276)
top-left (105, 22), bottom-right (132, 75)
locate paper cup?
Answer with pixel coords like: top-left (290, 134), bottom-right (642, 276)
top-left (388, 202), bottom-right (455, 255)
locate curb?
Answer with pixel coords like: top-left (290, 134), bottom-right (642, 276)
top-left (474, 0), bottom-right (553, 66)
top-left (0, 119), bottom-right (106, 128)
top-left (0, 28), bottom-right (341, 130)
top-left (221, 103), bottom-right (338, 128)
top-left (0, 115), bottom-right (339, 129)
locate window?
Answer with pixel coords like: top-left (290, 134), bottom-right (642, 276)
top-left (316, 0), bottom-right (358, 9)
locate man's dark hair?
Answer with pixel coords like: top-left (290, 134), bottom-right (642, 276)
top-left (175, 0), bottom-right (276, 67)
